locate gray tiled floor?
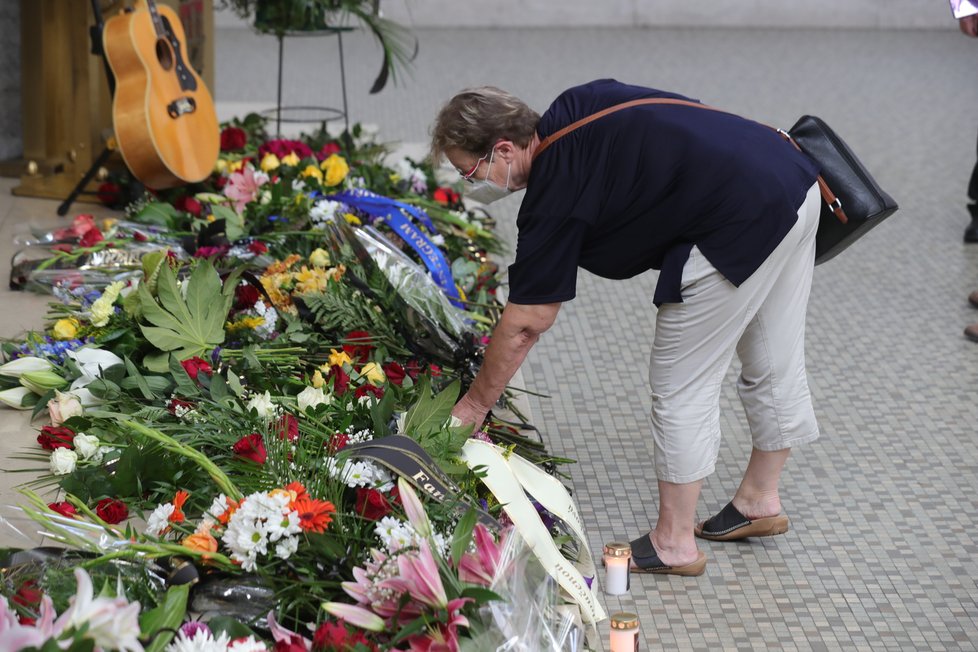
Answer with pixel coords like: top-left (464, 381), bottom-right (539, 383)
top-left (6, 23), bottom-right (978, 650)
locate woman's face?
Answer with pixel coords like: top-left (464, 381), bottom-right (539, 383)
top-left (447, 141), bottom-right (529, 191)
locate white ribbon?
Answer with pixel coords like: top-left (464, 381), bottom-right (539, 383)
top-left (461, 439), bottom-right (607, 628)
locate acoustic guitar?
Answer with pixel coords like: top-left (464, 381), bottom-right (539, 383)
top-left (103, 0), bottom-right (219, 189)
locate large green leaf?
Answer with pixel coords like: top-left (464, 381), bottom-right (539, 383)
top-left (139, 584), bottom-right (189, 652)
top-left (401, 377), bottom-right (460, 438)
top-left (138, 261), bottom-right (232, 361)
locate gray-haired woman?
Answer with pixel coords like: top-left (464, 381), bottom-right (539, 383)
top-left (432, 79), bottom-right (821, 576)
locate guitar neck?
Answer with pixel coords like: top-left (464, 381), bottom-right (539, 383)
top-left (145, 0), bottom-right (166, 38)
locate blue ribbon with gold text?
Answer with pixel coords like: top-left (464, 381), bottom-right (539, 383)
top-left (325, 189), bottom-right (462, 307)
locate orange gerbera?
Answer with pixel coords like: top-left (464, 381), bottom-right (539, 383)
top-left (169, 490), bottom-right (190, 524)
top-left (217, 497), bottom-right (242, 526)
top-left (294, 497), bottom-right (336, 533)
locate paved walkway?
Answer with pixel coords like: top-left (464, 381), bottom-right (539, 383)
top-left (3, 24), bottom-right (978, 650)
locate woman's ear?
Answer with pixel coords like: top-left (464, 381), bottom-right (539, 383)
top-left (494, 139), bottom-right (517, 162)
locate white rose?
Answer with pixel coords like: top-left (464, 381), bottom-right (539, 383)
top-left (73, 433), bottom-right (100, 460)
top-left (246, 390), bottom-right (275, 418)
top-left (50, 448), bottom-right (78, 475)
top-left (296, 386), bottom-right (329, 413)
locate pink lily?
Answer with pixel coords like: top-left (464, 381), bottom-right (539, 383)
top-left (224, 165), bottom-right (269, 213)
top-left (0, 594), bottom-right (61, 651)
top-left (381, 540), bottom-right (446, 610)
top-left (397, 477), bottom-right (432, 538)
top-left (322, 602), bottom-right (386, 632)
top-left (341, 549), bottom-right (422, 620)
top-left (266, 611), bottom-right (311, 650)
top-left (458, 524), bottom-right (507, 587)
top-left (406, 601), bottom-right (471, 652)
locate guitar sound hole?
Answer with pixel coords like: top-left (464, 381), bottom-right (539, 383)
top-left (155, 40), bottom-right (174, 71)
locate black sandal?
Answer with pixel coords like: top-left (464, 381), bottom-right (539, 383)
top-left (629, 533), bottom-right (707, 576)
top-left (694, 502), bottom-right (789, 541)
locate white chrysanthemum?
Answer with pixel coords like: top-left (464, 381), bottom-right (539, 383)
top-left (266, 509), bottom-right (301, 543)
top-left (145, 503), bottom-right (175, 537)
top-left (165, 628), bottom-right (233, 652)
top-left (206, 494), bottom-right (229, 522)
top-left (309, 199), bottom-right (344, 228)
top-left (275, 535), bottom-right (299, 560)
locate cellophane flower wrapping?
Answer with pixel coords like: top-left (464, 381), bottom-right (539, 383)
top-left (465, 527), bottom-right (586, 652)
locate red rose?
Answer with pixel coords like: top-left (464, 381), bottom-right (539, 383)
top-left (355, 488), bottom-right (393, 521)
top-left (354, 384), bottom-right (384, 400)
top-left (181, 357), bottom-right (213, 381)
top-left (329, 365), bottom-right (349, 396)
top-left (37, 425), bottom-right (75, 451)
top-left (220, 126), bottom-right (248, 152)
top-left (429, 364), bottom-right (442, 378)
top-left (433, 186), bottom-right (460, 206)
top-left (405, 360), bottom-right (422, 381)
top-left (259, 139), bottom-right (313, 160)
top-left (233, 433), bottom-right (267, 464)
top-left (167, 398), bottom-right (195, 415)
top-left (247, 241), bottom-right (268, 255)
top-left (274, 634), bottom-right (308, 652)
top-left (327, 432), bottom-right (349, 454)
top-left (174, 195), bottom-right (204, 217)
top-left (12, 580), bottom-right (42, 610)
top-left (341, 330), bottom-right (374, 363)
top-left (48, 501), bottom-right (77, 518)
top-left (96, 182), bottom-right (122, 206)
top-left (95, 497), bottom-right (129, 524)
top-left (133, 230), bottom-right (149, 242)
top-left (312, 621), bottom-right (372, 651)
top-left (276, 414), bottom-right (299, 442)
top-left (79, 228), bottom-right (104, 248)
top-left (235, 284), bottom-right (261, 309)
top-left (316, 142), bottom-right (341, 161)
top-left (381, 361), bottom-right (406, 386)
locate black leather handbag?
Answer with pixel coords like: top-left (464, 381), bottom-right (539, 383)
top-left (785, 115), bottom-right (899, 265)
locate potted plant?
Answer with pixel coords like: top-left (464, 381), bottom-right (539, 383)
top-left (218, 0), bottom-right (416, 92)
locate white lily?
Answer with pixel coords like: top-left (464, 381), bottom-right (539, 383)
top-left (67, 347), bottom-right (124, 390)
top-left (54, 568), bottom-right (143, 652)
top-left (0, 386), bottom-right (36, 410)
top-left (0, 356), bottom-right (53, 378)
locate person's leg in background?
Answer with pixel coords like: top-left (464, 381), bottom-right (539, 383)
top-left (964, 128), bottom-right (978, 242)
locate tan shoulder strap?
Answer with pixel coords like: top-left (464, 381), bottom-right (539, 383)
top-left (531, 97), bottom-right (847, 224)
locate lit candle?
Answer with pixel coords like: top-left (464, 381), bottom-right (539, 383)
top-left (603, 542), bottom-right (631, 595)
top-left (609, 612), bottom-right (640, 652)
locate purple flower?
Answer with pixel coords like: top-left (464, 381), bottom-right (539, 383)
top-left (180, 621), bottom-right (210, 638)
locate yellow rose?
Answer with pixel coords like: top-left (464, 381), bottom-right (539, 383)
top-left (214, 158), bottom-right (229, 174)
top-left (343, 213), bottom-right (361, 226)
top-left (52, 318), bottom-right (79, 340)
top-left (281, 152), bottom-right (301, 167)
top-left (360, 362), bottom-right (386, 385)
top-left (260, 153), bottom-right (281, 172)
top-left (301, 165), bottom-right (323, 181)
top-left (312, 369), bottom-right (325, 389)
top-left (228, 159), bottom-right (245, 173)
top-left (321, 154), bottom-right (349, 187)
top-left (309, 248), bottom-right (331, 268)
top-left (328, 348), bottom-right (353, 368)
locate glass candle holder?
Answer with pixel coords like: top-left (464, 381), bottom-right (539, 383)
top-left (610, 611), bottom-right (640, 652)
top-left (603, 541), bottom-right (631, 595)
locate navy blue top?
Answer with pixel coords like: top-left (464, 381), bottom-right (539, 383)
top-left (506, 79), bottom-right (819, 306)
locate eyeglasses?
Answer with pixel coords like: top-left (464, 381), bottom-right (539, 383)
top-left (456, 152), bottom-right (490, 184)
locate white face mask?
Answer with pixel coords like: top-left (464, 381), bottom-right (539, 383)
top-left (465, 148), bottom-right (513, 204)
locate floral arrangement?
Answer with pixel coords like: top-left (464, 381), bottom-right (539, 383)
top-left (0, 117), bottom-right (589, 650)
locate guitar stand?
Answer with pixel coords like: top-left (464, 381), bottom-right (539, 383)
top-left (57, 1), bottom-right (119, 217)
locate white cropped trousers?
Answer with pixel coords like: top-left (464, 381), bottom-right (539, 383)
top-left (650, 183), bottom-right (821, 484)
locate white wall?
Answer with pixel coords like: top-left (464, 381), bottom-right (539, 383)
top-left (215, 1), bottom-right (957, 30)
